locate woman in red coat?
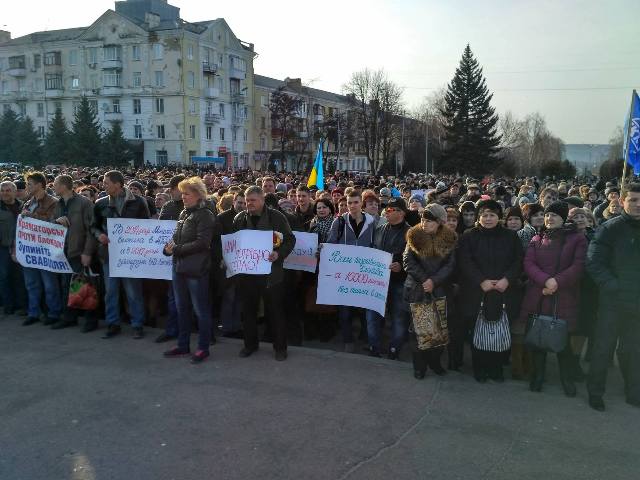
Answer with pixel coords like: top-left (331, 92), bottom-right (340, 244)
top-left (518, 201), bottom-right (588, 396)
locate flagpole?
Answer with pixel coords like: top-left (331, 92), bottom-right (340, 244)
top-left (622, 89), bottom-right (636, 187)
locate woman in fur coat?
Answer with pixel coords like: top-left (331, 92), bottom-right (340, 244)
top-left (403, 204), bottom-right (457, 379)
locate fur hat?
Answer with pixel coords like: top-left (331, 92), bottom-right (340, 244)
top-left (422, 203), bottom-right (448, 224)
top-left (544, 200), bottom-right (569, 223)
top-left (475, 199), bottom-right (503, 219)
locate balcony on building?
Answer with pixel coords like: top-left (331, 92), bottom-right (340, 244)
top-left (102, 58), bottom-right (123, 70)
top-left (204, 113), bottom-right (220, 124)
top-left (231, 91), bottom-right (246, 104)
top-left (204, 87), bottom-right (219, 98)
top-left (314, 113), bottom-right (324, 123)
top-left (45, 74), bottom-right (64, 97)
top-left (229, 67), bottom-right (246, 80)
top-left (232, 115), bottom-right (246, 127)
top-left (202, 62), bottom-right (218, 74)
top-left (43, 51), bottom-right (62, 69)
top-left (104, 111), bottom-right (123, 122)
top-left (102, 73), bottom-right (122, 96)
top-left (7, 55), bottom-right (26, 77)
top-left (102, 46), bottom-right (122, 70)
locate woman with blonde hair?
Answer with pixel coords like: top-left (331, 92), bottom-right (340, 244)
top-left (163, 177), bottom-right (219, 364)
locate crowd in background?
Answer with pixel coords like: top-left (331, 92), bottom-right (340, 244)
top-left (0, 165), bottom-right (639, 412)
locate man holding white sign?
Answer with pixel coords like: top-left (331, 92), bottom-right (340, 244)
top-left (231, 186), bottom-right (295, 361)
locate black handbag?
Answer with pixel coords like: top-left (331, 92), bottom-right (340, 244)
top-left (524, 232), bottom-right (568, 353)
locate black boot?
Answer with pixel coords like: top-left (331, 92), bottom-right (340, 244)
top-left (427, 349), bottom-right (446, 376)
top-left (529, 350), bottom-right (546, 392)
top-left (412, 350), bottom-right (427, 379)
top-left (558, 349), bottom-right (577, 397)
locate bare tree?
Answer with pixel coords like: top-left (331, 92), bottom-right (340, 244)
top-left (269, 87), bottom-right (301, 171)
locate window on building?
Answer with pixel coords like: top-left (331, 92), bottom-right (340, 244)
top-left (133, 99), bottom-right (141, 114)
top-left (244, 129), bottom-right (248, 142)
top-left (2, 104), bottom-right (10, 114)
top-left (112, 99), bottom-right (120, 113)
top-left (33, 54), bottom-right (41, 69)
top-left (54, 101), bottom-right (62, 111)
top-left (37, 126), bottom-right (45, 138)
top-left (103, 73), bottom-right (121, 87)
top-left (230, 56), bottom-right (246, 72)
top-left (188, 71), bottom-right (195, 89)
top-left (260, 136), bottom-right (266, 150)
top-left (17, 79), bottom-right (26, 93)
top-left (45, 74), bottom-right (63, 90)
top-left (157, 125), bottom-right (165, 139)
top-left (232, 129), bottom-right (237, 142)
top-left (103, 46), bottom-right (121, 61)
top-left (33, 78), bottom-right (43, 92)
top-left (187, 44), bottom-right (194, 60)
top-left (71, 76), bottom-right (80, 89)
top-left (133, 72), bottom-right (141, 88)
top-left (69, 50), bottom-right (78, 65)
top-left (87, 48), bottom-right (97, 64)
top-left (206, 126), bottom-right (212, 140)
top-left (217, 77), bottom-right (223, 92)
top-left (90, 75), bottom-right (98, 89)
top-left (261, 116), bottom-right (266, 129)
top-left (37, 103), bottom-right (44, 117)
top-left (132, 45), bottom-right (140, 61)
top-left (155, 98), bottom-right (164, 113)
top-left (0, 81), bottom-right (7, 94)
top-left (188, 150), bottom-right (197, 162)
top-left (156, 150), bottom-right (168, 165)
top-left (153, 43), bottom-right (164, 60)
top-left (218, 103), bottom-right (224, 118)
top-left (189, 125), bottom-right (196, 139)
top-left (230, 78), bottom-right (240, 95)
top-left (134, 124), bottom-right (142, 139)
top-left (219, 128), bottom-right (225, 141)
top-left (189, 99), bottom-right (196, 114)
top-left (154, 71), bottom-right (163, 87)
top-left (17, 103), bottom-right (26, 116)
top-left (44, 51), bottom-right (61, 66)
top-left (205, 150), bottom-right (214, 157)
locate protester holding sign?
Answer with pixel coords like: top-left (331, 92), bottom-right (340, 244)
top-left (0, 180), bottom-right (24, 316)
top-left (163, 177), bottom-right (219, 364)
top-left (232, 185), bottom-right (296, 361)
top-left (366, 198), bottom-right (411, 359)
top-left (92, 170), bottom-right (150, 339)
top-left (52, 174), bottom-right (96, 331)
top-left (21, 172), bottom-right (63, 327)
top-left (326, 190), bottom-right (377, 353)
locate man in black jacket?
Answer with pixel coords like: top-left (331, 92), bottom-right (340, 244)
top-left (366, 198), bottom-right (411, 358)
top-left (92, 170), bottom-right (150, 339)
top-left (587, 183), bottom-right (640, 411)
top-left (232, 186), bottom-right (295, 360)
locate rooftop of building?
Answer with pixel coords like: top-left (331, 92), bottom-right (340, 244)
top-left (254, 74), bottom-right (349, 105)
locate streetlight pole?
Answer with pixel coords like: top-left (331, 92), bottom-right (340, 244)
top-left (424, 116), bottom-right (429, 174)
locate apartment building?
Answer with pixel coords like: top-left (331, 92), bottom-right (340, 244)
top-left (253, 75), bottom-right (369, 173)
top-left (0, 0), bottom-right (256, 167)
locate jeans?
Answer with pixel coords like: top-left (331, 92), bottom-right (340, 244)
top-left (338, 306), bottom-right (365, 344)
top-left (102, 262), bottom-right (145, 327)
top-left (23, 266), bottom-right (62, 320)
top-left (220, 283), bottom-right (242, 334)
top-left (365, 281), bottom-right (409, 352)
top-left (172, 270), bottom-right (212, 352)
top-left (165, 281), bottom-right (178, 337)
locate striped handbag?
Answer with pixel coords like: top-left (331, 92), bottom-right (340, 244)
top-left (472, 298), bottom-right (511, 352)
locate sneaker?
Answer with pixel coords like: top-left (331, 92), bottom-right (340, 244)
top-left (163, 347), bottom-right (191, 358)
top-left (388, 348), bottom-right (399, 360)
top-left (239, 347), bottom-right (258, 358)
top-left (22, 316), bottom-right (40, 326)
top-left (190, 350), bottom-right (210, 364)
top-left (344, 343), bottom-right (355, 354)
top-left (589, 395), bottom-right (605, 412)
top-left (132, 327), bottom-right (144, 339)
top-left (275, 350), bottom-right (288, 361)
top-left (368, 347), bottom-right (381, 358)
top-left (154, 333), bottom-right (177, 343)
top-left (102, 324), bottom-right (122, 339)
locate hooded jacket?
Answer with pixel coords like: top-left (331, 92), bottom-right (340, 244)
top-left (326, 212), bottom-right (376, 247)
top-left (403, 224), bottom-right (457, 304)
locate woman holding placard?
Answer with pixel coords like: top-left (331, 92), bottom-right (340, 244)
top-left (162, 177), bottom-right (218, 364)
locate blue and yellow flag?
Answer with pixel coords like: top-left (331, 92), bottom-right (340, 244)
top-left (307, 139), bottom-right (324, 190)
top-left (623, 90), bottom-right (640, 175)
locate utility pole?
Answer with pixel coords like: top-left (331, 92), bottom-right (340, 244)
top-left (398, 114), bottom-right (404, 177)
top-left (424, 116), bottom-right (429, 174)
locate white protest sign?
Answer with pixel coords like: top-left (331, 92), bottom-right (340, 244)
top-left (15, 215), bottom-right (73, 273)
top-left (284, 231), bottom-right (318, 273)
top-left (316, 243), bottom-right (392, 316)
top-left (107, 218), bottom-right (176, 280)
top-left (221, 230), bottom-right (273, 278)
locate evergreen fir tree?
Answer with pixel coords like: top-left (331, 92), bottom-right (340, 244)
top-left (44, 109), bottom-right (71, 166)
top-left (14, 116), bottom-right (43, 166)
top-left (0, 109), bottom-right (21, 163)
top-left (101, 121), bottom-right (133, 166)
top-left (70, 96), bottom-right (102, 166)
top-left (440, 45), bottom-right (501, 175)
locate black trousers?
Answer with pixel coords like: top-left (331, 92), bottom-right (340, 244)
top-left (236, 275), bottom-right (287, 353)
top-left (588, 304), bottom-right (640, 402)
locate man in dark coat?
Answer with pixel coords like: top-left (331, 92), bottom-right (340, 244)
top-left (92, 170), bottom-right (150, 339)
top-left (232, 186), bottom-right (296, 360)
top-left (586, 183), bottom-right (640, 411)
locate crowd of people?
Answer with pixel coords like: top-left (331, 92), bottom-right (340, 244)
top-left (0, 165), bottom-right (638, 412)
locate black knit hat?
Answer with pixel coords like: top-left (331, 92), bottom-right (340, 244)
top-left (544, 200), bottom-right (569, 223)
top-left (476, 199), bottom-right (503, 219)
top-left (521, 202), bottom-right (544, 221)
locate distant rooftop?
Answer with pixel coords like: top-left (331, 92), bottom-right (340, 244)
top-left (255, 74), bottom-right (348, 104)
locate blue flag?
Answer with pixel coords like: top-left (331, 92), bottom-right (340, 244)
top-left (623, 90), bottom-right (640, 175)
top-left (307, 139), bottom-right (324, 190)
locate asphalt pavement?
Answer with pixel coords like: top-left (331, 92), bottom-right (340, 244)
top-left (1, 316), bottom-right (638, 480)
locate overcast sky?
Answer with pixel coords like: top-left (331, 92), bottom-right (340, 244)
top-left (3, 0), bottom-right (637, 144)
